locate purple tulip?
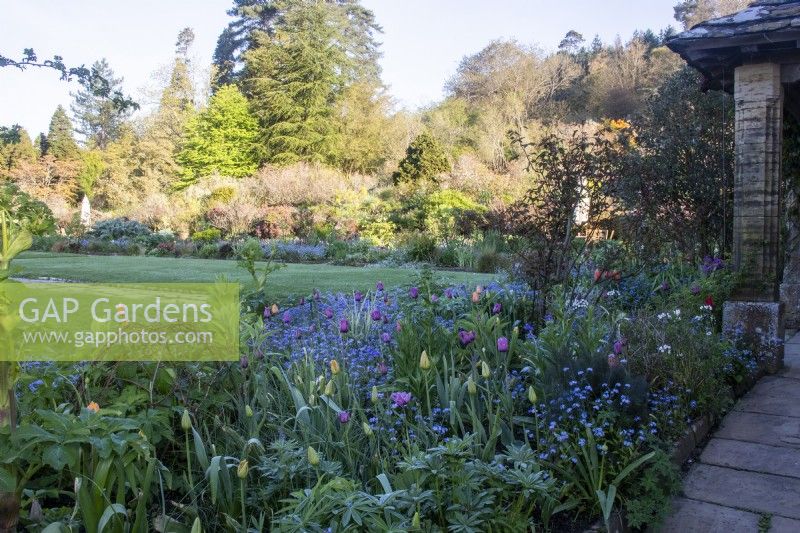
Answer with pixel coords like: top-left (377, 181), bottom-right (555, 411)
top-left (282, 311), bottom-right (291, 324)
top-left (691, 284), bottom-right (701, 295)
top-left (395, 322), bottom-right (402, 332)
top-left (324, 308), bottom-right (333, 319)
top-left (661, 281), bottom-right (670, 291)
top-left (430, 295), bottom-right (439, 303)
top-left (263, 307), bottom-right (271, 318)
top-left (376, 281), bottom-right (384, 291)
top-left (354, 291), bottom-right (363, 303)
top-left (445, 288), bottom-right (454, 299)
top-left (339, 319), bottom-right (350, 333)
top-left (381, 332), bottom-right (391, 343)
top-left (338, 411), bottom-right (351, 423)
top-left (371, 309), bottom-right (382, 321)
top-left (294, 330), bottom-right (302, 339)
top-left (254, 348), bottom-right (264, 360)
top-left (613, 339), bottom-right (624, 355)
top-left (240, 355), bottom-right (249, 369)
top-left (409, 287), bottom-right (419, 299)
top-left (492, 303), bottom-right (502, 315)
top-left (497, 337), bottom-right (509, 352)
top-left (313, 289), bottom-right (320, 301)
top-left (299, 297), bottom-right (306, 306)
top-left (458, 330), bottom-right (476, 347)
top-left (377, 361), bottom-right (388, 374)
top-left (390, 391), bottom-right (412, 408)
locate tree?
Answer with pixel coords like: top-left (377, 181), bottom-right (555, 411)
top-left (70, 59), bottom-right (130, 148)
top-left (0, 125), bottom-right (36, 178)
top-left (43, 105), bottom-right (79, 160)
top-left (335, 81), bottom-right (398, 174)
top-left (213, 0), bottom-right (280, 86)
top-left (178, 85), bottom-right (260, 185)
top-left (76, 150), bottom-right (105, 198)
top-left (392, 132), bottom-right (450, 185)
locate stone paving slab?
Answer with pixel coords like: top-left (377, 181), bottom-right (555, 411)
top-left (735, 392), bottom-right (800, 418)
top-left (700, 438), bottom-right (800, 478)
top-left (748, 375), bottom-right (800, 399)
top-left (771, 516), bottom-right (800, 533)
top-left (658, 497), bottom-right (760, 532)
top-left (714, 410), bottom-right (800, 448)
top-left (682, 463), bottom-right (800, 519)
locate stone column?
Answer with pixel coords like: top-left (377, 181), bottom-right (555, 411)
top-left (724, 62), bottom-right (785, 370)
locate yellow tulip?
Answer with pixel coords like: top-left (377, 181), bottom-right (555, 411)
top-left (467, 375), bottom-right (477, 395)
top-left (481, 361), bottom-right (490, 379)
top-left (419, 350), bottom-right (431, 370)
top-left (237, 459), bottom-right (249, 479)
top-left (307, 446), bottom-right (320, 466)
top-left (181, 409), bottom-right (192, 431)
top-left (528, 386), bottom-right (538, 404)
top-left (330, 359), bottom-right (341, 375)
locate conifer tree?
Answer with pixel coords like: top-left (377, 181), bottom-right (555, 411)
top-left (70, 59), bottom-right (129, 148)
top-left (43, 105), bottom-right (79, 160)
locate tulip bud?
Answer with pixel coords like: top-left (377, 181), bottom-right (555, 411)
top-left (412, 511), bottom-right (421, 529)
top-left (362, 421), bottom-right (374, 436)
top-left (467, 375), bottom-right (477, 395)
top-left (308, 394), bottom-right (316, 406)
top-left (30, 499), bottom-right (43, 522)
top-left (330, 359), bottom-right (341, 375)
top-left (471, 291), bottom-right (480, 303)
top-left (324, 380), bottom-right (335, 396)
top-left (237, 459), bottom-right (249, 479)
top-left (307, 446), bottom-right (320, 466)
top-left (271, 303), bottom-right (279, 315)
top-left (527, 386), bottom-right (537, 404)
top-left (181, 409), bottom-right (192, 431)
top-left (245, 405), bottom-right (254, 418)
top-left (481, 361), bottom-right (490, 379)
top-left (419, 350), bottom-right (431, 370)
top-left (371, 385), bottom-right (379, 403)
top-left (190, 517), bottom-right (203, 533)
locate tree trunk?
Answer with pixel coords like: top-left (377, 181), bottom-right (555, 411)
top-left (0, 362), bottom-right (18, 533)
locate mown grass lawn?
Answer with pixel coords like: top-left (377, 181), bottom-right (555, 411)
top-left (15, 252), bottom-right (492, 302)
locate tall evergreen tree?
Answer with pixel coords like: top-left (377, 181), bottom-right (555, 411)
top-left (177, 84), bottom-right (260, 186)
top-left (70, 59), bottom-right (129, 148)
top-left (43, 105), bottom-right (79, 160)
top-left (0, 125), bottom-right (36, 176)
top-left (243, 0), bottom-right (382, 165)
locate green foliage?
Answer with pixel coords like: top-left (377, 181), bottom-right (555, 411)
top-left (178, 85), bottom-right (260, 186)
top-left (623, 448), bottom-right (681, 529)
top-left (0, 124), bottom-right (36, 177)
top-left (191, 228), bottom-right (222, 243)
top-left (392, 133), bottom-right (451, 185)
top-left (88, 217), bottom-right (151, 240)
top-left (70, 59), bottom-right (130, 148)
top-left (76, 150), bottom-right (105, 198)
top-left (43, 105), bottom-right (79, 160)
top-left (0, 183), bottom-right (55, 236)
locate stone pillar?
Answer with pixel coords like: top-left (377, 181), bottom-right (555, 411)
top-left (724, 63), bottom-right (785, 371)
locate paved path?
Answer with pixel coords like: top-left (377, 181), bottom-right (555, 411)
top-left (659, 333), bottom-right (800, 532)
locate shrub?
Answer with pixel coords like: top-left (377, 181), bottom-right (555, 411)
top-left (88, 217), bottom-right (152, 240)
top-left (192, 228), bottom-right (222, 243)
top-left (209, 186), bottom-right (236, 204)
top-left (198, 242), bottom-right (220, 258)
top-left (0, 182), bottom-right (56, 235)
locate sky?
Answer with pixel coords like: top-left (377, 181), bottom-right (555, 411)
top-left (0, 0), bottom-right (680, 136)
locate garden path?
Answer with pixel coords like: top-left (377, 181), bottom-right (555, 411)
top-left (659, 333), bottom-right (800, 532)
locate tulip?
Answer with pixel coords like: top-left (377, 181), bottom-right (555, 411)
top-left (245, 405), bottom-right (254, 418)
top-left (395, 321), bottom-right (402, 332)
top-left (87, 401), bottom-right (100, 413)
top-left (324, 307), bottom-right (333, 319)
top-left (430, 294), bottom-right (439, 303)
top-left (371, 309), bottom-right (382, 321)
top-left (419, 350), bottom-right (431, 370)
top-left (324, 380), bottom-right (335, 396)
top-left (362, 421), bottom-right (374, 436)
top-left (330, 359), bottom-right (341, 375)
top-left (705, 295), bottom-right (714, 307)
top-left (338, 411), bottom-right (351, 423)
top-left (594, 269), bottom-right (602, 283)
top-left (377, 361), bottom-right (388, 375)
top-left (391, 391), bottom-right (412, 408)
top-left (412, 511), bottom-right (420, 529)
top-left (237, 459), bottom-right (249, 479)
top-left (613, 339), bottom-right (624, 355)
top-left (497, 337), bottom-right (509, 352)
top-left (445, 288), bottom-right (454, 299)
top-left (339, 319), bottom-right (350, 333)
top-left (471, 291), bottom-right (480, 303)
top-left (475, 285), bottom-right (484, 294)
top-left (181, 409), bottom-right (192, 430)
top-left (190, 518), bottom-right (203, 533)
top-left (376, 281), bottom-right (384, 291)
top-left (29, 499), bottom-right (43, 523)
top-left (527, 385), bottom-right (537, 404)
top-left (458, 330), bottom-right (476, 347)
top-left (467, 375), bottom-right (477, 395)
top-left (371, 385), bottom-right (379, 403)
top-left (240, 355), bottom-right (249, 369)
top-left (282, 311), bottom-right (291, 324)
top-left (299, 297), bottom-right (306, 305)
top-left (313, 289), bottom-right (320, 301)
top-left (308, 394), bottom-right (316, 406)
top-left (271, 303), bottom-right (279, 315)
top-left (381, 332), bottom-right (391, 344)
top-left (492, 302), bottom-right (502, 315)
top-left (409, 286), bottom-right (419, 299)
top-left (307, 446), bottom-right (320, 466)
top-left (263, 306), bottom-right (271, 318)
top-left (254, 348), bottom-right (264, 360)
top-left (481, 361), bottom-right (490, 379)
top-left (354, 291), bottom-right (363, 302)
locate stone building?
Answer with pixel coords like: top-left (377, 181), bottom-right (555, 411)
top-left (668, 0), bottom-right (800, 367)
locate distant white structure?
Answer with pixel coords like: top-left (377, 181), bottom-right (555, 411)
top-left (80, 195), bottom-right (91, 226)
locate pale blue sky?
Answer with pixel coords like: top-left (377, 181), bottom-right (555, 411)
top-left (0, 0), bottom-right (680, 136)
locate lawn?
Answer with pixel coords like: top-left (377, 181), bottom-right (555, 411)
top-left (14, 252), bottom-right (492, 302)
